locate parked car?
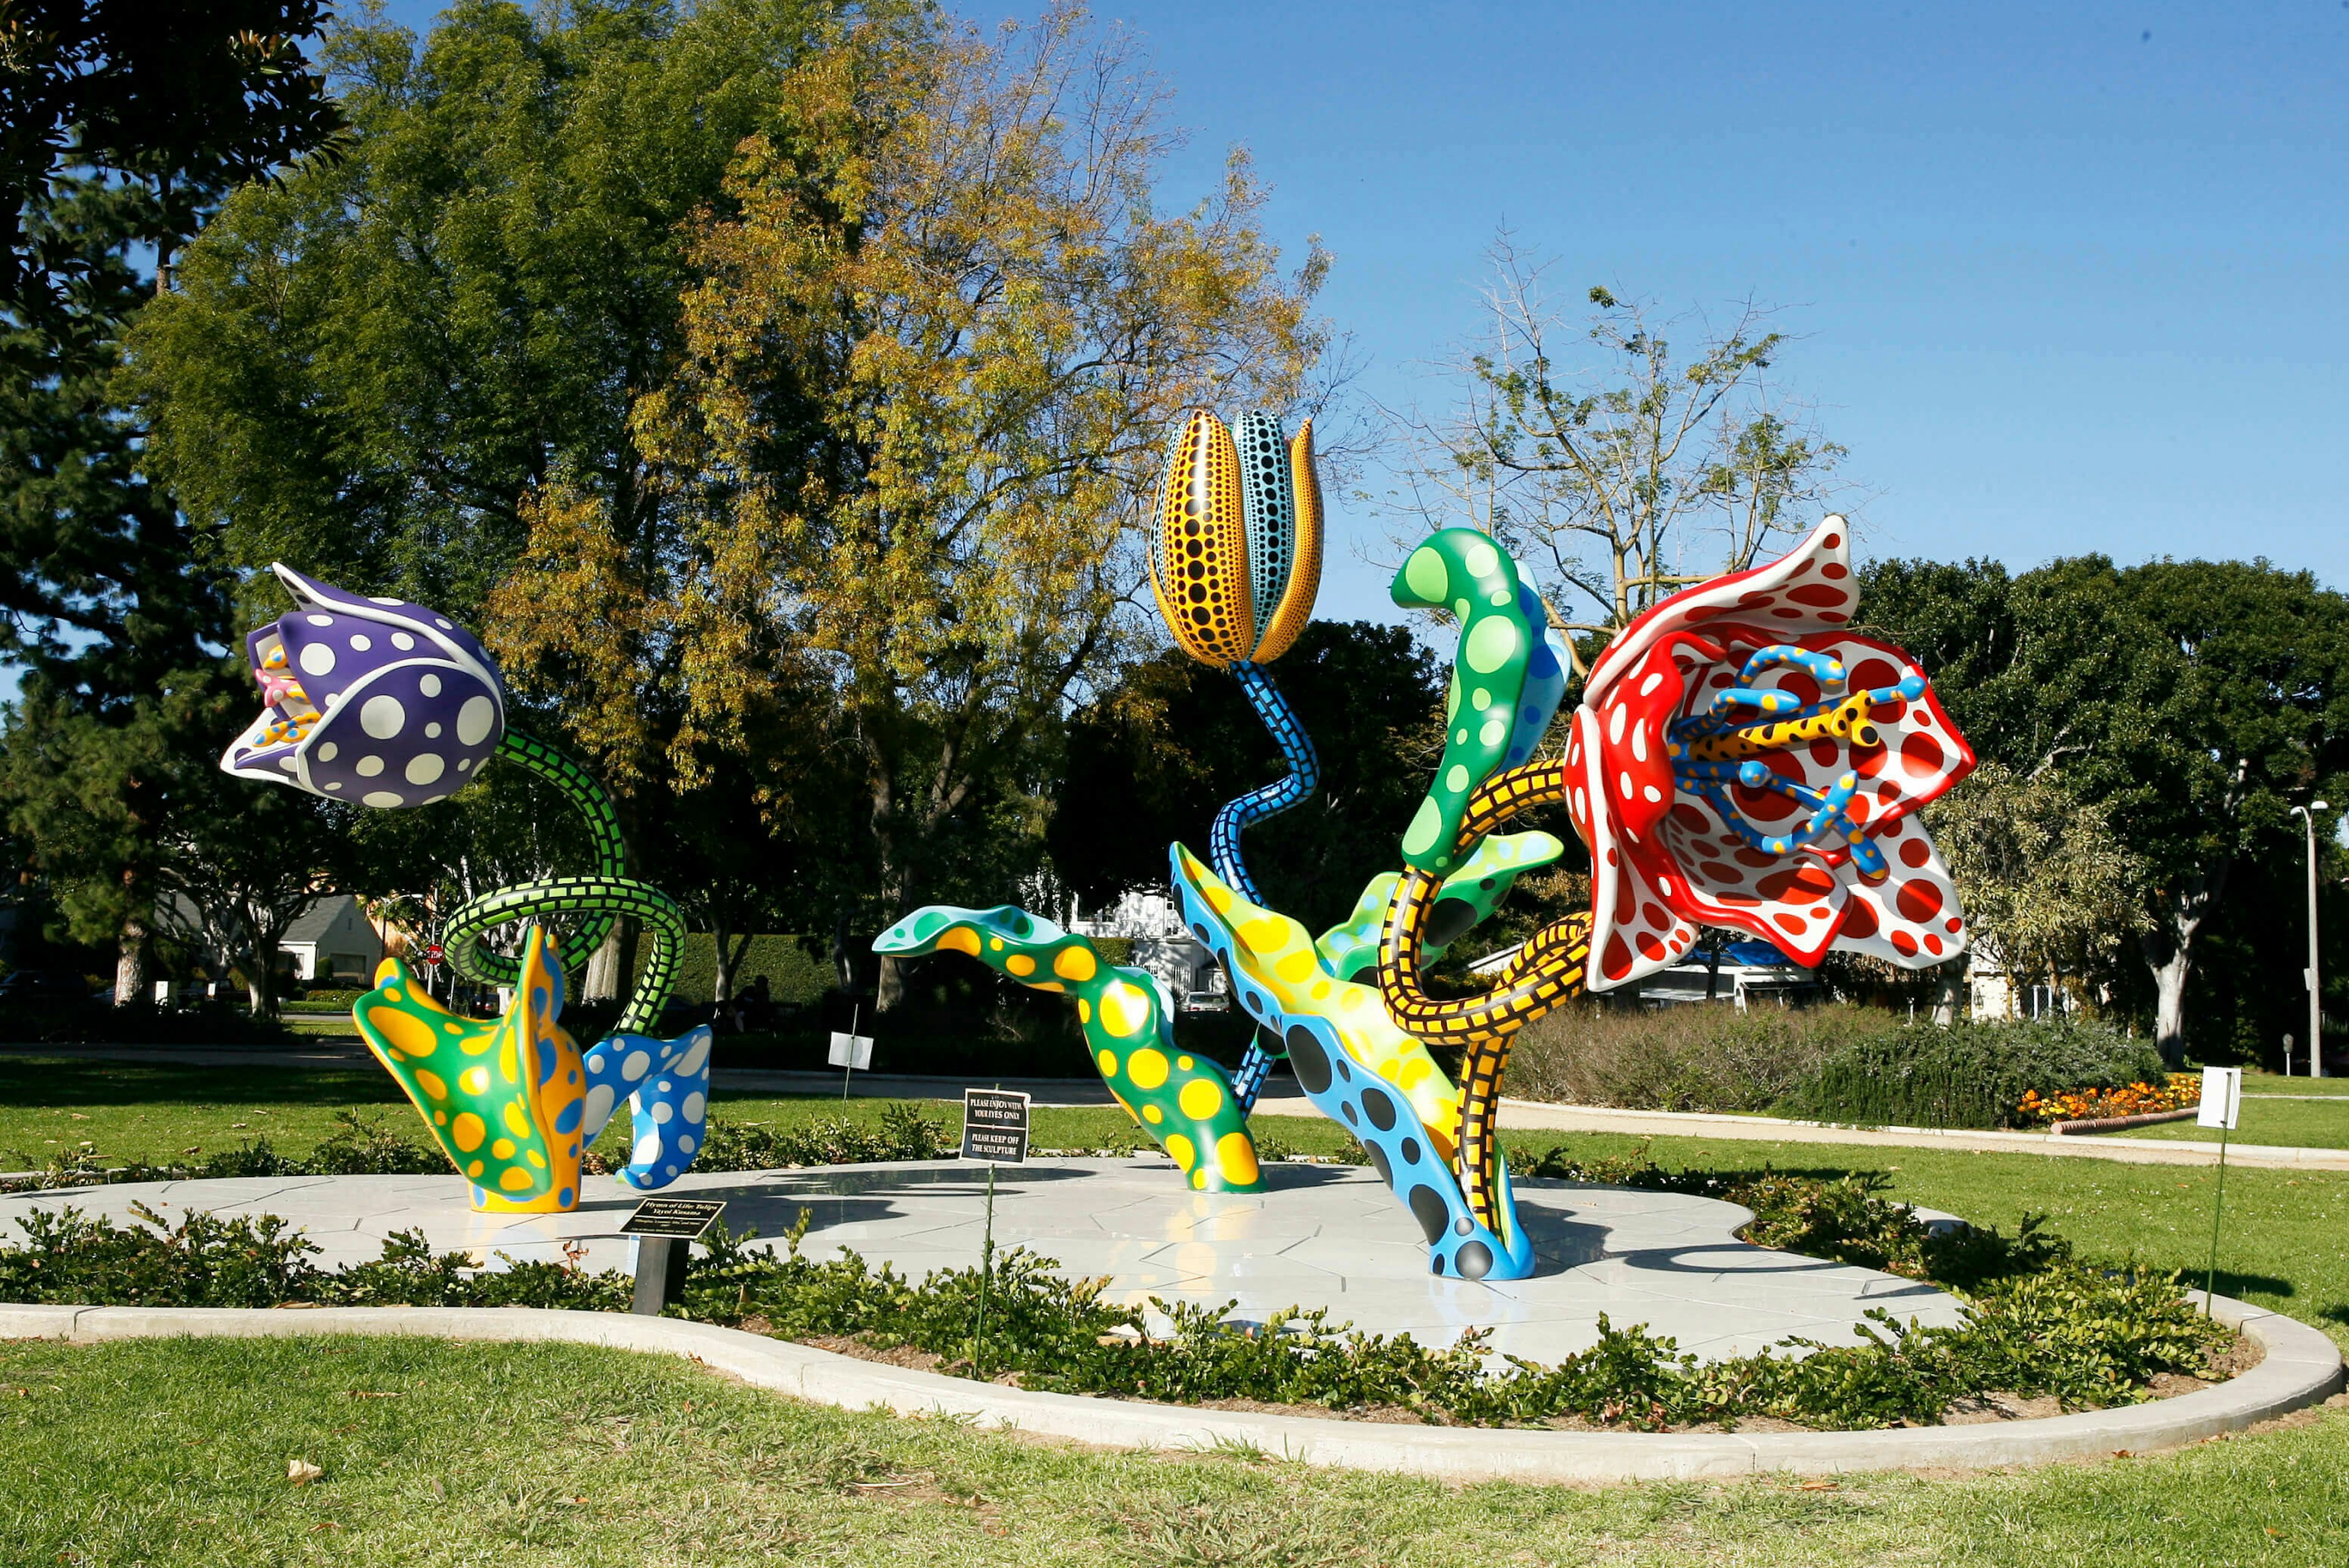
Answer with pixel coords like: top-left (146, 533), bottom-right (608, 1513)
top-left (0, 970), bottom-right (95, 1005)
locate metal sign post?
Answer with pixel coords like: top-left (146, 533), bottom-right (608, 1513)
top-left (828, 1005), bottom-right (874, 1101)
top-left (961, 1088), bottom-right (1030, 1377)
top-left (2197, 1066), bottom-right (2243, 1317)
top-left (619, 1197), bottom-right (727, 1316)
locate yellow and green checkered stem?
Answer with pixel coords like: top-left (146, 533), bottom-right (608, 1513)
top-left (873, 905), bottom-right (1266, 1192)
top-left (1373, 758), bottom-right (1595, 1236)
top-left (439, 729), bottom-right (685, 1037)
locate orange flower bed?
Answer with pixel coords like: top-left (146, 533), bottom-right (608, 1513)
top-left (2016, 1073), bottom-right (2201, 1126)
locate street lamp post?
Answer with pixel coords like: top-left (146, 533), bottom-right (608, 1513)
top-left (2293, 801), bottom-right (2329, 1079)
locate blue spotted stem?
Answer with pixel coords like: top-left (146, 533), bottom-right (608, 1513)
top-left (1209, 663), bottom-right (1321, 1111)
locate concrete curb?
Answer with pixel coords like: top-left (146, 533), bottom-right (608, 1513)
top-left (1, 1292), bottom-right (2334, 1483)
top-left (1498, 1098), bottom-right (2349, 1170)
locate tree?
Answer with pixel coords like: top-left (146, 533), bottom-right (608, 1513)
top-left (0, 0), bottom-right (342, 319)
top-left (1, 645), bottom-right (361, 1014)
top-left (1050, 622), bottom-right (1447, 935)
top-left (1376, 236), bottom-right (1849, 669)
top-left (2, 6), bottom-right (341, 999)
top-left (1923, 762), bottom-right (2148, 1014)
top-left (134, 0), bottom-right (847, 623)
top-left (131, 0), bottom-right (852, 995)
top-left (1862, 555), bottom-right (2349, 1060)
top-left (599, 3), bottom-right (1330, 1008)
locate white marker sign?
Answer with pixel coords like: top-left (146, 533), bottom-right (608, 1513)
top-left (828, 1030), bottom-right (874, 1070)
top-left (2196, 1065), bottom-right (2242, 1131)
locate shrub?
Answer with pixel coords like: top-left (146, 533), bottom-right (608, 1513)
top-left (1779, 1018), bottom-right (2170, 1129)
top-left (283, 989), bottom-right (365, 1010)
top-left (1508, 1003), bottom-right (1896, 1112)
top-left (1513, 1004), bottom-right (2176, 1131)
top-left (0, 1000), bottom-right (297, 1046)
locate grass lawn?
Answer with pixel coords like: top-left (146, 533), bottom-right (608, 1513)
top-left (4, 1066), bottom-right (2348, 1557)
top-left (0, 1335), bottom-right (2340, 1567)
top-left (2116, 1094), bottom-right (2349, 1149)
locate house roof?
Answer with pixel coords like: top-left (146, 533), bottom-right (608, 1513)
top-left (281, 895), bottom-right (363, 945)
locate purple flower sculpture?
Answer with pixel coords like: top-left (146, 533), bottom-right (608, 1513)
top-left (218, 565), bottom-right (507, 808)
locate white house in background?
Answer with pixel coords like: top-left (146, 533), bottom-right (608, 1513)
top-left (1966, 959), bottom-right (2069, 1021)
top-left (277, 895), bottom-right (385, 986)
top-left (1066, 887), bottom-right (1229, 1011)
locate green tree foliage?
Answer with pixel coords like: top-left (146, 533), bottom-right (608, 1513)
top-left (130, 0), bottom-right (851, 997)
top-left (1861, 557), bottom-right (2349, 1062)
top-left (608, 4), bottom-right (1330, 1006)
top-left (1050, 622), bottom-right (1450, 935)
top-left (1923, 761), bottom-right (2149, 1014)
top-left (0, 1), bottom-right (343, 320)
top-left (133, 0), bottom-right (845, 623)
top-left (2, 6), bottom-right (343, 1003)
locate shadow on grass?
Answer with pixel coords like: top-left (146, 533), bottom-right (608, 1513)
top-left (0, 1058), bottom-right (406, 1112)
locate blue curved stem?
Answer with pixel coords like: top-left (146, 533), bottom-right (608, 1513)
top-left (1208, 663), bottom-right (1320, 1112)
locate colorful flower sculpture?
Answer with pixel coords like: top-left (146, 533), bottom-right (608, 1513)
top-left (223, 568), bottom-right (708, 1213)
top-left (357, 924), bottom-right (712, 1211)
top-left (1560, 516), bottom-right (1976, 989)
top-left (221, 565), bottom-right (506, 806)
top-left (874, 905), bottom-right (1263, 1191)
top-left (883, 411), bottom-right (1977, 1286)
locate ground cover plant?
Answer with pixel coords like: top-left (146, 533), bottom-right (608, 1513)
top-left (2016, 1072), bottom-right (2200, 1125)
top-left (2, 1334), bottom-right (2342, 1568)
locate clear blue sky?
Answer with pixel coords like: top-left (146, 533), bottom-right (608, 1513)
top-left (1056, 0), bottom-right (2349, 621)
top-left (378, 1), bottom-right (2349, 626)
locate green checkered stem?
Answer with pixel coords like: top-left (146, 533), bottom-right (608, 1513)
top-left (438, 729), bottom-right (685, 1036)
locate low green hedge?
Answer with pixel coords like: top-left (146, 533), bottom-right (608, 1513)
top-left (0, 1000), bottom-right (296, 1046)
top-left (1778, 1018), bottom-right (2171, 1129)
top-left (628, 934), bottom-right (836, 1008)
top-left (1515, 1004), bottom-right (2175, 1131)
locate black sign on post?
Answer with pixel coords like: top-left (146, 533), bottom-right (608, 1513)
top-left (961, 1088), bottom-right (1031, 1164)
top-left (620, 1197), bottom-right (726, 1317)
top-left (620, 1197), bottom-right (728, 1239)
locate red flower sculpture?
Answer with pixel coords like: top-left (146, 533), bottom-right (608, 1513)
top-left (1561, 517), bottom-right (1976, 990)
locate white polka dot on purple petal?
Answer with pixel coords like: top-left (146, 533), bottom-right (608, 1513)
top-left (360, 695), bottom-right (406, 739)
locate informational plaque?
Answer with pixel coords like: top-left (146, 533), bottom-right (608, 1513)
top-left (618, 1197), bottom-right (728, 1239)
top-left (961, 1088), bottom-right (1031, 1164)
top-left (2196, 1066), bottom-right (2242, 1131)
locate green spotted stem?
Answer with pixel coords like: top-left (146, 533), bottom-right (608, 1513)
top-left (439, 729), bottom-right (684, 1036)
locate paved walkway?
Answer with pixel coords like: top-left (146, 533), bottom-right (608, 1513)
top-left (1494, 1100), bottom-right (2349, 1170)
top-left (0, 1159), bottom-right (1962, 1365)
